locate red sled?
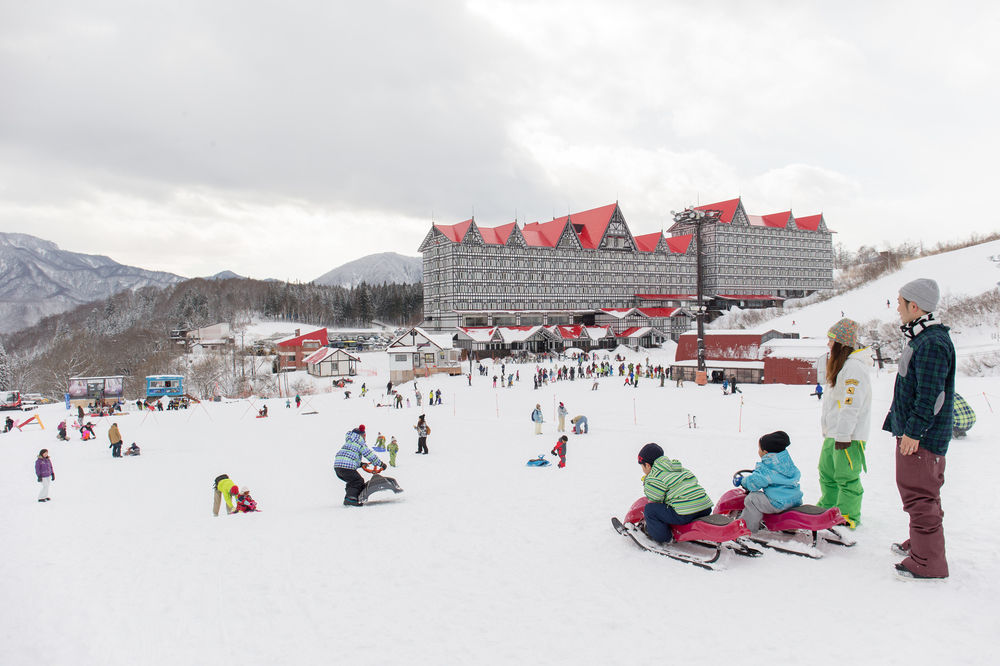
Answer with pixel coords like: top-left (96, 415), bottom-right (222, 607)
top-left (714, 488), bottom-right (855, 557)
top-left (625, 497), bottom-right (750, 544)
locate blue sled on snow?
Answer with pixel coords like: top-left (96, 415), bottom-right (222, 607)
top-left (526, 454), bottom-right (551, 467)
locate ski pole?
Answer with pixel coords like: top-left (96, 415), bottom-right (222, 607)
top-left (984, 391), bottom-right (994, 413)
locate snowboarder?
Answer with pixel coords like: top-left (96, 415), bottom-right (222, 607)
top-left (36, 449), bottom-right (54, 502)
top-left (531, 404), bottom-right (544, 435)
top-left (388, 436), bottom-right (399, 467)
top-left (414, 415), bottom-right (430, 454)
top-left (732, 431), bottom-right (803, 533)
top-left (557, 402), bottom-right (568, 432)
top-left (212, 474), bottom-right (240, 516)
top-left (818, 318), bottom-right (872, 530)
top-left (551, 435), bottom-right (568, 468)
top-left (108, 422), bottom-right (124, 458)
top-left (334, 425), bottom-right (385, 507)
top-left (635, 443), bottom-right (713, 543)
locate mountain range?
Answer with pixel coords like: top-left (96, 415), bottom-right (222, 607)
top-left (0, 233), bottom-right (185, 334)
top-left (0, 233), bottom-right (423, 334)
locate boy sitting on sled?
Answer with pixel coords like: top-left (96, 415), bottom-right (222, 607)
top-left (637, 443), bottom-right (713, 543)
top-left (124, 442), bottom-right (141, 456)
top-left (732, 431), bottom-right (803, 533)
top-left (235, 487), bottom-right (259, 513)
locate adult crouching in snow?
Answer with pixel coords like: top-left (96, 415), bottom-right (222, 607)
top-left (212, 474), bottom-right (240, 516)
top-left (818, 318), bottom-right (872, 529)
top-left (108, 422), bottom-right (124, 458)
top-left (334, 425), bottom-right (385, 506)
top-left (36, 449), bottom-right (54, 502)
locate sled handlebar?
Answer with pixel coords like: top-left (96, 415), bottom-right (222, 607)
top-left (361, 463), bottom-right (386, 474)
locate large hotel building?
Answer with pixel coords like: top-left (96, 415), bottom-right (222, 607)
top-left (417, 197), bottom-right (834, 336)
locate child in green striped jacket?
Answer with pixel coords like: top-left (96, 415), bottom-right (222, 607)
top-left (637, 443), bottom-right (714, 543)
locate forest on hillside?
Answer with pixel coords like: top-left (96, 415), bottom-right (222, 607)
top-left (0, 278), bottom-right (423, 398)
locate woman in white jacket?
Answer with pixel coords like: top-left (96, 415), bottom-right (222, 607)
top-left (818, 318), bottom-right (872, 529)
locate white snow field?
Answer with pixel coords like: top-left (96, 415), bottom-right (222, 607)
top-left (1, 344), bottom-right (997, 666)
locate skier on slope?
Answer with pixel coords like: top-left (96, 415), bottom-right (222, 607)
top-left (334, 425), bottom-right (385, 507)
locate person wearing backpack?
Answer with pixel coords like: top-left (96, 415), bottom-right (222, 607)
top-left (414, 415), bottom-right (430, 454)
top-left (531, 404), bottom-right (544, 435)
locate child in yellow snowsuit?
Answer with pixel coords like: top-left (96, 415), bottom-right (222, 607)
top-left (388, 436), bottom-right (399, 467)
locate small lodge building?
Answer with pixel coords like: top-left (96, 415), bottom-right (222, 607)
top-left (304, 347), bottom-right (360, 378)
top-left (671, 329), bottom-right (800, 385)
top-left (759, 338), bottom-right (831, 385)
top-left (387, 327), bottom-right (463, 384)
top-left (68, 375), bottom-right (125, 408)
top-left (276, 328), bottom-right (329, 371)
top-left (145, 375), bottom-right (184, 398)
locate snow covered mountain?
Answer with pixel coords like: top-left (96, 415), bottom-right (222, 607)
top-left (0, 232), bottom-right (184, 333)
top-left (313, 251), bottom-right (422, 288)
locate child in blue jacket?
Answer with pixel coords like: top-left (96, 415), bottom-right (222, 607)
top-left (735, 431), bottom-right (803, 532)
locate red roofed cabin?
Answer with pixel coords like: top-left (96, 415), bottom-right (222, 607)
top-left (675, 329), bottom-right (794, 363)
top-left (276, 328), bottom-right (329, 371)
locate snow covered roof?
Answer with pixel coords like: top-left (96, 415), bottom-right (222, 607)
top-left (584, 326), bottom-right (615, 341)
top-left (304, 347), bottom-right (360, 364)
top-left (618, 326), bottom-right (665, 338)
top-left (599, 308), bottom-right (637, 318)
top-left (760, 338), bottom-right (829, 360)
top-left (670, 359), bottom-right (765, 369)
top-left (456, 326), bottom-right (498, 343)
top-left (388, 326), bottom-right (455, 350)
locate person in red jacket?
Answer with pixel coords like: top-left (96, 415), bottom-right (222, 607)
top-left (551, 435), bottom-right (568, 468)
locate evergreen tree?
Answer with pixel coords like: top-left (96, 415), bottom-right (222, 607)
top-left (0, 342), bottom-right (12, 391)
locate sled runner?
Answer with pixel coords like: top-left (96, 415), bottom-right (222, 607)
top-left (614, 497), bottom-right (758, 570)
top-left (359, 463), bottom-right (404, 504)
top-left (714, 487), bottom-right (855, 558)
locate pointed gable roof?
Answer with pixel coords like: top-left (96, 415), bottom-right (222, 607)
top-left (521, 219), bottom-right (564, 247)
top-left (749, 211), bottom-right (792, 228)
top-left (695, 198), bottom-right (741, 223)
top-left (633, 231), bottom-right (664, 253)
top-left (434, 219), bottom-right (473, 243)
top-left (665, 234), bottom-right (693, 253)
top-left (793, 214), bottom-right (824, 232)
top-left (479, 222), bottom-right (517, 245)
top-left (566, 202), bottom-right (618, 249)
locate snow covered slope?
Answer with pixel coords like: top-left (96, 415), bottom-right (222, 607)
top-left (313, 251), bottom-right (422, 287)
top-left (1, 347), bottom-right (994, 665)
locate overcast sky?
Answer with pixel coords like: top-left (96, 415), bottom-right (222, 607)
top-left (2, 1), bottom-right (998, 281)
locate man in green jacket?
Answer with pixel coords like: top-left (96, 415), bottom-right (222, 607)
top-left (637, 443), bottom-right (713, 543)
top-left (883, 278), bottom-right (955, 580)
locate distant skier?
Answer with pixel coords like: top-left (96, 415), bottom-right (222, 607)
top-left (334, 425), bottom-right (385, 507)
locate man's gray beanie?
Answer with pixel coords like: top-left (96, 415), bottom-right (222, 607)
top-left (899, 278), bottom-right (940, 312)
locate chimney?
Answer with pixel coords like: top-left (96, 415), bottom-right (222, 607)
top-left (295, 328), bottom-right (301, 337)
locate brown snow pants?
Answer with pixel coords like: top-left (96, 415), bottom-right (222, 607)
top-left (895, 442), bottom-right (948, 577)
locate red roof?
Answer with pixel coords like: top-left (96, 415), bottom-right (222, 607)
top-left (665, 234), bottom-right (692, 253)
top-left (521, 219), bottom-right (564, 247)
top-left (748, 211), bottom-right (791, 228)
top-left (565, 203), bottom-right (618, 249)
top-left (276, 328), bottom-right (329, 348)
top-left (618, 326), bottom-right (653, 338)
top-left (635, 293), bottom-right (697, 300)
top-left (637, 307), bottom-right (679, 317)
top-left (435, 219), bottom-right (473, 243)
top-left (794, 214), bottom-right (823, 231)
top-left (633, 232), bottom-right (662, 252)
top-left (479, 222), bottom-right (517, 245)
top-left (717, 294), bottom-right (784, 301)
top-left (553, 325), bottom-right (584, 339)
top-left (696, 198), bottom-right (741, 223)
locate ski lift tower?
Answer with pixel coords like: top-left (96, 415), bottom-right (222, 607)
top-left (671, 206), bottom-right (723, 385)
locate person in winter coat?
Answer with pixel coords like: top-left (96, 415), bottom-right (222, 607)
top-left (36, 449), bottom-right (54, 502)
top-left (3, 415), bottom-right (14, 432)
top-left (813, 383), bottom-right (824, 400)
top-left (414, 415), bottom-right (430, 454)
top-left (295, 394), bottom-right (301, 408)
top-left (124, 442), bottom-right (141, 456)
top-left (735, 431), bottom-right (803, 532)
top-left (108, 422), bottom-right (123, 458)
top-left (388, 436), bottom-right (399, 467)
top-left (334, 425), bottom-right (385, 506)
top-left (818, 318), bottom-right (873, 529)
top-left (551, 435), bottom-right (568, 468)
top-left (557, 402), bottom-right (568, 432)
top-left (435, 389), bottom-right (442, 405)
top-left (212, 474), bottom-right (240, 516)
top-left (571, 415), bottom-right (589, 434)
top-left (57, 421), bottom-right (68, 441)
top-left (883, 279), bottom-right (955, 580)
top-left (374, 432), bottom-right (387, 451)
top-left (636, 443), bottom-right (713, 543)
top-left (531, 404), bottom-right (544, 435)
top-left (235, 488), bottom-right (259, 513)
